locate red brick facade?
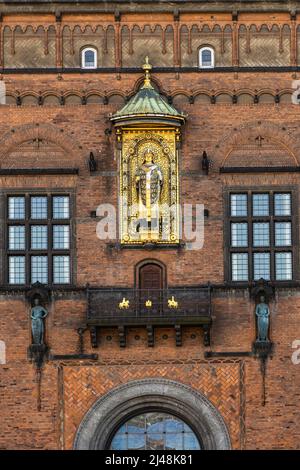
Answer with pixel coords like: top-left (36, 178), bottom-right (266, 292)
top-left (0, 1), bottom-right (300, 450)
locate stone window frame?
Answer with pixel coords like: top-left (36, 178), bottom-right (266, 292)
top-left (81, 46), bottom-right (98, 69)
top-left (198, 46), bottom-right (215, 69)
top-left (73, 379), bottom-right (231, 450)
top-left (0, 189), bottom-right (76, 288)
top-left (224, 185), bottom-right (299, 285)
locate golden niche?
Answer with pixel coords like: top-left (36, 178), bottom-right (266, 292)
top-left (119, 128), bottom-right (180, 244)
top-left (110, 57), bottom-right (186, 245)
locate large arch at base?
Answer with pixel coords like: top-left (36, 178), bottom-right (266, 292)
top-left (73, 378), bottom-right (231, 450)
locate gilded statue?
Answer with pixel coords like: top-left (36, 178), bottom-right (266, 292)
top-left (135, 149), bottom-right (163, 233)
top-left (255, 295), bottom-right (270, 342)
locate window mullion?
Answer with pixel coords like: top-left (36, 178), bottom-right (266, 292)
top-left (26, 194), bottom-right (30, 286)
top-left (48, 195), bottom-right (52, 285)
top-left (248, 192), bottom-right (252, 281)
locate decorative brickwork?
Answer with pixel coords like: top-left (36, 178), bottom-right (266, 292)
top-left (0, 0), bottom-right (300, 451)
top-left (63, 362), bottom-right (241, 449)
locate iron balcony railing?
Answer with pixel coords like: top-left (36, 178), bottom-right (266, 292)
top-left (87, 286), bottom-right (212, 326)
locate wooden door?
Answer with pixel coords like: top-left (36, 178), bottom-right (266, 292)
top-left (139, 263), bottom-right (164, 314)
top-left (139, 263), bottom-right (163, 290)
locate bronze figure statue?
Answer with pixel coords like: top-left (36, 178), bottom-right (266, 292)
top-left (31, 297), bottom-right (48, 345)
top-left (255, 295), bottom-right (270, 342)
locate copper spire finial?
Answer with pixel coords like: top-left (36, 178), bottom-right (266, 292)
top-left (142, 56), bottom-right (153, 89)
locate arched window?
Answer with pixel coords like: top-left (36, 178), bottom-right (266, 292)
top-left (199, 47), bottom-right (215, 69)
top-left (110, 412), bottom-right (201, 450)
top-left (81, 47), bottom-right (97, 69)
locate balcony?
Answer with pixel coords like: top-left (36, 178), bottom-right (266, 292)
top-left (87, 286), bottom-right (212, 348)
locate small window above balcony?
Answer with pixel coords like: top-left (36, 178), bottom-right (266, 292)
top-left (199, 47), bottom-right (215, 69)
top-left (81, 47), bottom-right (97, 69)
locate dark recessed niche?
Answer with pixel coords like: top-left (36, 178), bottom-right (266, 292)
top-left (162, 335), bottom-right (168, 340)
top-left (134, 335), bottom-right (140, 341)
top-left (106, 336), bottom-right (112, 341)
top-left (191, 334), bottom-right (196, 339)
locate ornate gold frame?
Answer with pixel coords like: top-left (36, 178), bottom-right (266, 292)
top-left (117, 126), bottom-right (181, 244)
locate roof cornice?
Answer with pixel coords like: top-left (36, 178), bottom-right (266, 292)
top-left (0, 1), bottom-right (299, 15)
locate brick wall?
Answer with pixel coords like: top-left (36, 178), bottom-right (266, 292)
top-left (0, 17), bottom-right (300, 449)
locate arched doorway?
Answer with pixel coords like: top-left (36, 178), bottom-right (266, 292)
top-left (136, 261), bottom-right (166, 314)
top-left (73, 379), bottom-right (231, 450)
top-left (139, 262), bottom-right (164, 290)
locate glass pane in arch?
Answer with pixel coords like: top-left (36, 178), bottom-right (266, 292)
top-left (84, 49), bottom-right (96, 68)
top-left (110, 412), bottom-right (201, 450)
top-left (201, 49), bottom-right (212, 67)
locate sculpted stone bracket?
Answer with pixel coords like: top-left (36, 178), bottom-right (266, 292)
top-left (26, 281), bottom-right (51, 305)
top-left (250, 278), bottom-right (275, 303)
top-left (146, 325), bottom-right (154, 347)
top-left (27, 344), bottom-right (49, 370)
top-left (252, 340), bottom-right (273, 359)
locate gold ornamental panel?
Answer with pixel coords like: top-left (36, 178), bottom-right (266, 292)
top-left (119, 127), bottom-right (180, 244)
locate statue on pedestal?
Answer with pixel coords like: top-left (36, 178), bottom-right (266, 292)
top-left (135, 148), bottom-right (163, 239)
top-left (255, 295), bottom-right (270, 342)
top-left (31, 297), bottom-right (48, 345)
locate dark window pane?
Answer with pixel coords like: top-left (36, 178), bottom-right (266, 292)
top-left (231, 253), bottom-right (248, 281)
top-left (252, 194), bottom-right (269, 216)
top-left (165, 433), bottom-right (183, 450)
top-left (110, 434), bottom-right (127, 450)
top-left (53, 196), bottom-right (70, 219)
top-left (31, 225), bottom-right (48, 250)
top-left (127, 415), bottom-right (145, 434)
top-left (84, 49), bottom-right (95, 67)
top-left (231, 223), bottom-right (248, 247)
top-left (9, 226), bottom-right (25, 250)
top-left (165, 418), bottom-right (183, 433)
top-left (146, 434), bottom-right (164, 450)
top-left (110, 412), bottom-right (200, 451)
top-left (53, 255), bottom-right (70, 284)
top-left (230, 194), bottom-right (247, 217)
top-left (253, 253), bottom-right (270, 281)
top-left (201, 49), bottom-right (212, 66)
top-left (31, 197), bottom-right (48, 219)
top-left (253, 223), bottom-right (270, 247)
top-left (275, 252), bottom-right (292, 280)
top-left (128, 434), bottom-right (145, 450)
top-left (8, 197), bottom-right (25, 219)
top-left (146, 414), bottom-right (165, 433)
top-left (184, 433), bottom-right (201, 450)
top-left (9, 256), bottom-right (25, 284)
top-left (53, 225), bottom-right (70, 249)
top-left (274, 193), bottom-right (291, 216)
top-left (275, 222), bottom-right (292, 246)
top-left (229, 191), bottom-right (293, 283)
top-left (31, 256), bottom-right (48, 284)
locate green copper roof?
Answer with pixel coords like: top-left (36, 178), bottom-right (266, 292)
top-left (110, 57), bottom-right (186, 125)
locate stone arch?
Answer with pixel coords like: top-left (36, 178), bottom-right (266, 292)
top-left (135, 258), bottom-right (167, 288)
top-left (0, 123), bottom-right (85, 171)
top-left (216, 121), bottom-right (299, 168)
top-left (73, 379), bottom-right (231, 450)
